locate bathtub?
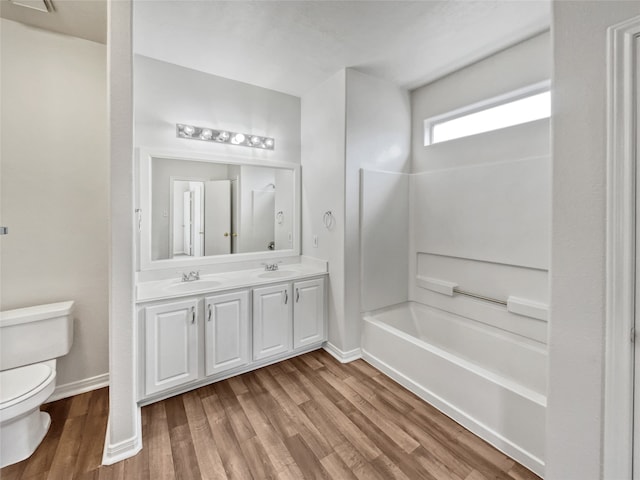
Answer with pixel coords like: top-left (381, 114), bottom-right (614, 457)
top-left (361, 301), bottom-right (546, 476)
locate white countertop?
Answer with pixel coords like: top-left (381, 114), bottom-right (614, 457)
top-left (136, 262), bottom-right (327, 303)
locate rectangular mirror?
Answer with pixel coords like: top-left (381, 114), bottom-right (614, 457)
top-left (138, 149), bottom-right (300, 270)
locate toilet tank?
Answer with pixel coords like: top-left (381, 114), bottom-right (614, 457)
top-left (0, 301), bottom-right (74, 371)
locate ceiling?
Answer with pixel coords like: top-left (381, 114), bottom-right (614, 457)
top-left (133, 1), bottom-right (551, 97)
top-left (0, 0), bottom-right (106, 44)
top-left (0, 0), bottom-right (551, 96)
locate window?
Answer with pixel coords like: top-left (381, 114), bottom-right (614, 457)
top-left (424, 82), bottom-right (551, 146)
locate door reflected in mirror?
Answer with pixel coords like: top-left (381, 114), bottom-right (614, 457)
top-left (171, 180), bottom-right (205, 257)
top-left (151, 157), bottom-right (294, 261)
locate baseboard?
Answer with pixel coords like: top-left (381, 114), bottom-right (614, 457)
top-left (102, 408), bottom-right (143, 465)
top-left (47, 373), bottom-right (110, 403)
top-left (323, 342), bottom-right (362, 363)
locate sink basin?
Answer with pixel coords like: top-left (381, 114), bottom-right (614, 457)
top-left (257, 270), bottom-right (297, 279)
top-left (166, 280), bottom-right (222, 292)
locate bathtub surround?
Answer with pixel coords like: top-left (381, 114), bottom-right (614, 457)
top-left (360, 170), bottom-right (409, 312)
top-left (357, 31), bottom-right (552, 475)
top-left (360, 157), bottom-right (550, 473)
top-left (0, 19), bottom-right (109, 395)
top-left (408, 31), bottom-right (551, 345)
top-left (411, 158), bottom-right (549, 269)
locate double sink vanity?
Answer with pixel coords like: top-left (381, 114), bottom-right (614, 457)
top-left (136, 149), bottom-right (327, 404)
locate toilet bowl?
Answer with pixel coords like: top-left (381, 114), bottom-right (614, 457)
top-left (0, 301), bottom-right (74, 468)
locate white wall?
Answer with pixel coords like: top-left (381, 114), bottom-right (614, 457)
top-left (547, 2), bottom-right (640, 479)
top-left (302, 69), bottom-right (410, 355)
top-left (0, 19), bottom-right (108, 388)
top-left (134, 55), bottom-right (301, 165)
top-left (301, 70), bottom-right (347, 352)
top-left (104, 0), bottom-right (140, 463)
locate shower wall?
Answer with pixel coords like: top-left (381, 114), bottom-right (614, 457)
top-left (409, 31), bottom-right (551, 343)
top-left (409, 157), bottom-right (550, 342)
top-left (358, 32), bottom-right (550, 335)
top-left (360, 170), bottom-right (409, 312)
top-left (357, 32), bottom-right (552, 473)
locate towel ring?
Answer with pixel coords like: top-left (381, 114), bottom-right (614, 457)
top-left (323, 211), bottom-right (335, 230)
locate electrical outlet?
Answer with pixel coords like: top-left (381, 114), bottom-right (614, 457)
top-left (312, 235), bottom-right (318, 248)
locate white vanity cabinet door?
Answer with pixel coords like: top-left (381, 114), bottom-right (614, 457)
top-left (144, 299), bottom-right (198, 396)
top-left (205, 291), bottom-right (250, 376)
top-left (293, 278), bottom-right (326, 349)
top-left (253, 283), bottom-right (292, 361)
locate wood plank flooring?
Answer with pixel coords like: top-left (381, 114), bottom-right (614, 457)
top-left (1, 350), bottom-right (541, 480)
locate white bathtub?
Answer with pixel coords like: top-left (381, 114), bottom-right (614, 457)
top-left (361, 301), bottom-right (546, 476)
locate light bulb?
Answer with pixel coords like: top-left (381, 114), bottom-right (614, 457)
top-left (201, 128), bottom-right (213, 140)
top-left (182, 125), bottom-right (195, 136)
top-left (232, 133), bottom-right (246, 144)
top-left (264, 138), bottom-right (274, 148)
top-left (217, 131), bottom-right (230, 142)
top-left (251, 136), bottom-right (261, 146)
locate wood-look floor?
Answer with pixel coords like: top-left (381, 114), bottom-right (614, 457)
top-left (1, 350), bottom-right (541, 480)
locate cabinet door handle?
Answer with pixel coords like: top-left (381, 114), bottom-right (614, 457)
top-left (296, 288), bottom-right (300, 303)
top-left (207, 304), bottom-right (212, 322)
top-left (191, 306), bottom-right (196, 324)
top-left (284, 290), bottom-right (288, 304)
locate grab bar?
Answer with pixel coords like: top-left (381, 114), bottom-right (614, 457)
top-left (452, 287), bottom-right (507, 306)
top-left (416, 275), bottom-right (548, 321)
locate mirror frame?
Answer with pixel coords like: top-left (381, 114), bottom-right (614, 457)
top-left (137, 147), bottom-right (301, 271)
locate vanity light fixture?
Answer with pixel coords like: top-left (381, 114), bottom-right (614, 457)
top-left (176, 124), bottom-right (275, 150)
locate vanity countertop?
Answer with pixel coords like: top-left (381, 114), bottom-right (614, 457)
top-left (136, 263), bottom-right (327, 303)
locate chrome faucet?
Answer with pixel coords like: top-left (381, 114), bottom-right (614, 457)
top-left (263, 262), bottom-right (280, 272)
top-left (182, 271), bottom-right (200, 282)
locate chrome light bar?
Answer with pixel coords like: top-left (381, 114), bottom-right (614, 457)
top-left (176, 124), bottom-right (275, 150)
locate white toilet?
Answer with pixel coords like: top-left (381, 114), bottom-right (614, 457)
top-left (0, 301), bottom-right (74, 468)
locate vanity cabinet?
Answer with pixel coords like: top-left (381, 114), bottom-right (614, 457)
top-left (139, 275), bottom-right (326, 402)
top-left (253, 278), bottom-right (326, 360)
top-left (144, 299), bottom-right (199, 396)
top-left (205, 291), bottom-right (250, 376)
top-left (252, 284), bottom-right (293, 361)
top-left (293, 278), bottom-right (325, 349)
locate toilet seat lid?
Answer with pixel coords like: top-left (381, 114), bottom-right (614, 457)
top-left (0, 364), bottom-right (53, 407)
